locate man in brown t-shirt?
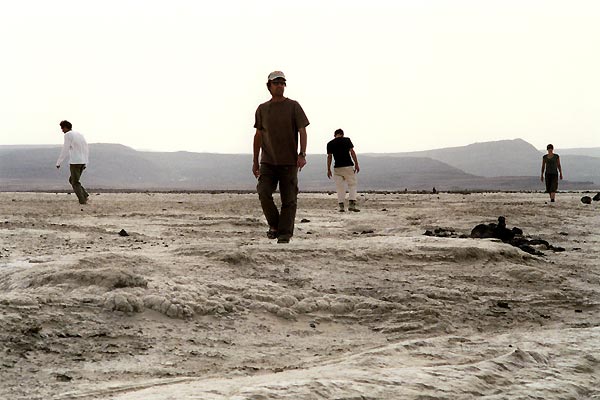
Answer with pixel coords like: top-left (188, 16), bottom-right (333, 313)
top-left (253, 71), bottom-right (309, 243)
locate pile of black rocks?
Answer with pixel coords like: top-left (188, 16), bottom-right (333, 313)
top-left (424, 216), bottom-right (565, 256)
top-left (470, 216), bottom-right (565, 255)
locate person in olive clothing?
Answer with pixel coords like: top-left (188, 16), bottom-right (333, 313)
top-left (252, 71), bottom-right (309, 243)
top-left (541, 143), bottom-right (563, 203)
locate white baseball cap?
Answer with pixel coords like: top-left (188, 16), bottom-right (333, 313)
top-left (267, 71), bottom-right (286, 81)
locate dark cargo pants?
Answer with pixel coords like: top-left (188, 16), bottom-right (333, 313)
top-left (256, 164), bottom-right (298, 240)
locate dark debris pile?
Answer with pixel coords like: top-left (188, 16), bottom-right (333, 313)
top-left (425, 216), bottom-right (565, 256)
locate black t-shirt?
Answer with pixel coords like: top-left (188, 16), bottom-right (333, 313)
top-left (327, 137), bottom-right (354, 168)
top-left (543, 154), bottom-right (560, 175)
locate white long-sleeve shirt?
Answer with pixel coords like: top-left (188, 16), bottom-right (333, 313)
top-left (56, 130), bottom-right (89, 166)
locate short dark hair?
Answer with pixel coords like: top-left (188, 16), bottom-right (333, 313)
top-left (60, 120), bottom-right (72, 130)
top-left (547, 144), bottom-right (554, 150)
top-left (334, 129), bottom-right (344, 136)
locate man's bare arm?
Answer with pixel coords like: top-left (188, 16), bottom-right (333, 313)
top-left (297, 127), bottom-right (307, 171)
top-left (253, 129), bottom-right (262, 178)
top-left (350, 148), bottom-right (360, 173)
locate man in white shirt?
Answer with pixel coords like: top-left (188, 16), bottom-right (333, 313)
top-left (56, 120), bottom-right (89, 204)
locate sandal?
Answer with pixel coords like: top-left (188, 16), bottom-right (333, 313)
top-left (267, 229), bottom-right (278, 239)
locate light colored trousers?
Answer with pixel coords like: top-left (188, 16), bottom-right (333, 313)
top-left (333, 166), bottom-right (357, 203)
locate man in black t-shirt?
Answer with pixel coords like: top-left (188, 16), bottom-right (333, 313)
top-left (327, 129), bottom-right (360, 212)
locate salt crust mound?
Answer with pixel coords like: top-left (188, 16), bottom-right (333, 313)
top-left (25, 267), bottom-right (148, 290)
top-left (0, 238), bottom-right (536, 321)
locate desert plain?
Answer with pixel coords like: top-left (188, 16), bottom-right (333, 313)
top-left (1, 191), bottom-right (599, 399)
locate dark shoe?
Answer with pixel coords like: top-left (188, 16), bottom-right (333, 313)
top-left (348, 200), bottom-right (360, 212)
top-left (267, 229), bottom-right (278, 239)
top-left (277, 235), bottom-right (291, 244)
top-left (338, 202), bottom-right (345, 212)
top-left (550, 199), bottom-right (555, 203)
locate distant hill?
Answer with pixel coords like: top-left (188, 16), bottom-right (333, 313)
top-left (373, 139), bottom-right (542, 177)
top-left (372, 138), bottom-right (600, 185)
top-left (559, 147), bottom-right (600, 158)
top-left (1, 140), bottom-right (597, 191)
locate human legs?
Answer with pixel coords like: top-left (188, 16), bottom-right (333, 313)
top-left (277, 166), bottom-right (298, 240)
top-left (346, 172), bottom-right (358, 201)
top-left (545, 173), bottom-right (558, 202)
top-left (69, 164), bottom-right (88, 204)
top-left (333, 173), bottom-right (346, 203)
top-left (335, 167), bottom-right (359, 211)
top-left (257, 164), bottom-right (280, 232)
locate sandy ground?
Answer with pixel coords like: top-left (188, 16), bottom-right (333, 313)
top-left (1, 191), bottom-right (599, 400)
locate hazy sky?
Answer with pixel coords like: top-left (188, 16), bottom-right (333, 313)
top-left (2, 0), bottom-right (599, 154)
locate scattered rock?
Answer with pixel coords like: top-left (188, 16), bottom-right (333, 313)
top-left (497, 301), bottom-right (510, 309)
top-left (518, 245), bottom-right (544, 256)
top-left (428, 227), bottom-right (459, 238)
top-left (300, 218), bottom-right (310, 223)
top-left (55, 373), bottom-right (73, 382)
top-left (593, 192), bottom-right (600, 201)
top-left (361, 230), bottom-right (374, 235)
top-left (118, 229), bottom-right (129, 236)
top-left (425, 228), bottom-right (469, 239)
top-left (528, 238), bottom-right (550, 247)
top-left (22, 325), bottom-right (43, 335)
top-left (581, 196), bottom-right (592, 204)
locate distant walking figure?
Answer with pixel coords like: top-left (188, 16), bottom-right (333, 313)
top-left (540, 144), bottom-right (563, 203)
top-left (56, 120), bottom-right (89, 204)
top-left (253, 71), bottom-right (309, 243)
top-left (327, 129), bottom-right (360, 212)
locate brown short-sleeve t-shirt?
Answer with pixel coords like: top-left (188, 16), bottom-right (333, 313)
top-left (254, 98), bottom-right (309, 166)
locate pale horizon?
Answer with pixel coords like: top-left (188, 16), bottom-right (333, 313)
top-left (2, 0), bottom-right (599, 154)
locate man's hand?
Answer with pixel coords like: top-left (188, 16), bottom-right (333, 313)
top-left (354, 164), bottom-right (360, 173)
top-left (297, 156), bottom-right (306, 171)
top-left (540, 175), bottom-right (544, 182)
top-left (327, 170), bottom-right (332, 179)
top-left (252, 161), bottom-right (260, 178)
